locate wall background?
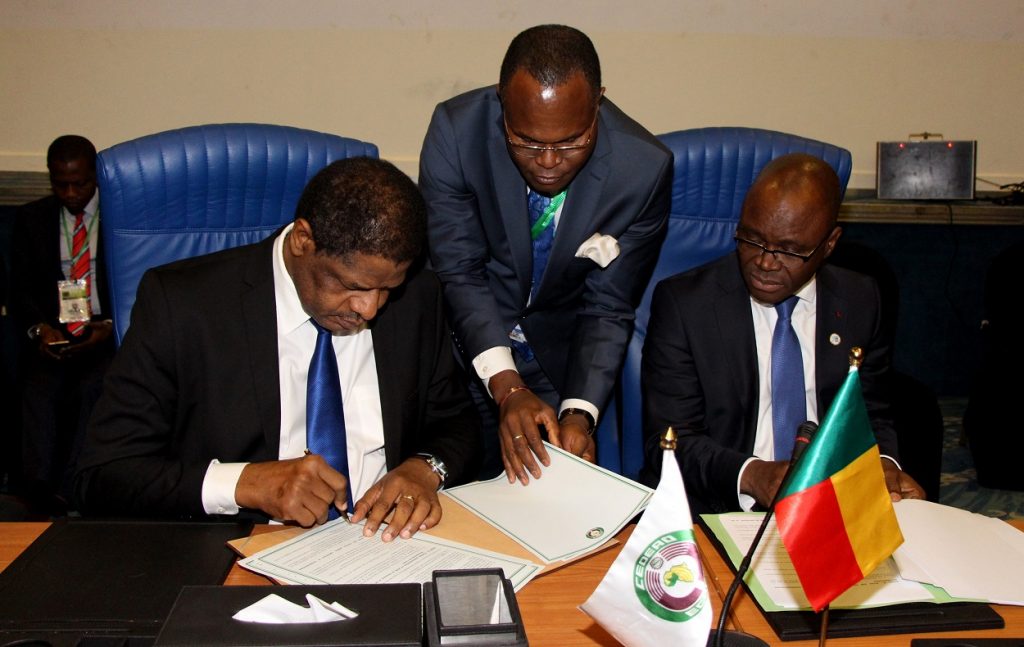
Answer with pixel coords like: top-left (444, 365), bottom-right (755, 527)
top-left (2, 0), bottom-right (1022, 188)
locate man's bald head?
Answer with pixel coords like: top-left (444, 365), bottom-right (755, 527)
top-left (746, 153), bottom-right (842, 228)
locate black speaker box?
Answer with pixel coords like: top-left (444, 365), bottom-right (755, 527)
top-left (877, 140), bottom-right (976, 200)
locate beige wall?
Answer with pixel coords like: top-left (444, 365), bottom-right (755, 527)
top-left (2, 1), bottom-right (1022, 189)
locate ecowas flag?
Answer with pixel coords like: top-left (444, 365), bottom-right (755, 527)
top-left (581, 447), bottom-right (712, 646)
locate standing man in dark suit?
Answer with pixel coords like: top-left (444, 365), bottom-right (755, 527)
top-left (75, 158), bottom-right (480, 539)
top-left (420, 24), bottom-right (672, 483)
top-left (642, 154), bottom-right (924, 514)
top-left (10, 135), bottom-right (113, 514)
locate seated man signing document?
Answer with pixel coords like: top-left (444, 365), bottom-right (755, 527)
top-left (75, 158), bottom-right (480, 540)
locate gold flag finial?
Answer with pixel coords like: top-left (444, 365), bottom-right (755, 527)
top-left (660, 427), bottom-right (678, 450)
top-left (849, 346), bottom-right (864, 368)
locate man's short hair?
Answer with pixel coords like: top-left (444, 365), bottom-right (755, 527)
top-left (499, 24), bottom-right (602, 99)
top-left (295, 157), bottom-right (426, 264)
top-left (47, 135), bottom-right (96, 171)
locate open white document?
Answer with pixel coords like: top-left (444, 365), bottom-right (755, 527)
top-left (701, 513), bottom-right (943, 611)
top-left (444, 443), bottom-right (653, 562)
top-left (239, 517), bottom-right (543, 591)
top-left (892, 499), bottom-right (1024, 605)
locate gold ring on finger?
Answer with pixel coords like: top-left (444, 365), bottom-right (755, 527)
top-left (512, 434), bottom-right (524, 441)
top-left (399, 494), bottom-right (415, 502)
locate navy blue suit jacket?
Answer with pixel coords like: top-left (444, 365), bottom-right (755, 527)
top-left (419, 85), bottom-right (672, 407)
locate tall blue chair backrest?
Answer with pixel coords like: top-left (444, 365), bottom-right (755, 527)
top-left (97, 123), bottom-right (378, 344)
top-left (596, 127), bottom-right (852, 479)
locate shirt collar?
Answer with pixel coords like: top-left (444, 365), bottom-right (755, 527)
top-left (750, 275), bottom-right (818, 309)
top-left (272, 222), bottom-right (311, 336)
top-left (61, 191), bottom-right (100, 219)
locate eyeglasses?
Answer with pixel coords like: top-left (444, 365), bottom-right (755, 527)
top-left (734, 230), bottom-right (833, 264)
top-left (504, 115), bottom-right (596, 159)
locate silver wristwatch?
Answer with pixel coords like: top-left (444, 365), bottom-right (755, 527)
top-left (416, 453), bottom-right (449, 491)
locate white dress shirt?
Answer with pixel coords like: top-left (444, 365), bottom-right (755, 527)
top-left (736, 278), bottom-right (818, 510)
top-left (202, 224), bottom-right (387, 516)
top-left (58, 191), bottom-right (102, 315)
top-left (734, 276), bottom-right (899, 510)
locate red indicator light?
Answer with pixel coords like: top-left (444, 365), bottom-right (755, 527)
top-left (947, 141), bottom-right (954, 148)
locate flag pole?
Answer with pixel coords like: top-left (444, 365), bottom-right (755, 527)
top-left (849, 346), bottom-right (863, 368)
top-left (660, 426), bottom-right (677, 451)
top-left (815, 348), bottom-right (861, 647)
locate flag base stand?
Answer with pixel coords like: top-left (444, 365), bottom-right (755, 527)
top-left (707, 630), bottom-right (768, 647)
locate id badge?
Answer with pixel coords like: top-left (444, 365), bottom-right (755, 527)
top-left (57, 279), bottom-right (91, 323)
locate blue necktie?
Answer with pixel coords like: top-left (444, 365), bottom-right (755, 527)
top-left (306, 320), bottom-right (353, 518)
top-left (528, 190), bottom-right (554, 297)
top-left (771, 296), bottom-right (806, 461)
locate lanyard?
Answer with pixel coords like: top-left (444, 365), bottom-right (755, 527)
top-left (530, 190), bottom-right (566, 241)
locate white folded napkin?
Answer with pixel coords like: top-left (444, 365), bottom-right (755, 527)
top-left (232, 593), bottom-right (358, 624)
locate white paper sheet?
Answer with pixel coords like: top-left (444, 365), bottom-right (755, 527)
top-left (444, 443), bottom-right (653, 562)
top-left (239, 518), bottom-right (543, 591)
top-left (893, 499), bottom-right (1024, 605)
top-left (707, 513), bottom-right (936, 610)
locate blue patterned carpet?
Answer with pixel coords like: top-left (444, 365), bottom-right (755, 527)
top-left (939, 398), bottom-right (1024, 520)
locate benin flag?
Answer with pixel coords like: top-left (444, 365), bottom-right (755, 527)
top-left (775, 366), bottom-right (903, 612)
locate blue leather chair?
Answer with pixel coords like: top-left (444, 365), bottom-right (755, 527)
top-left (595, 127), bottom-right (852, 479)
top-left (97, 123), bottom-right (378, 344)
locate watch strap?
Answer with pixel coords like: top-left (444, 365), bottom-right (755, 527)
top-left (415, 453), bottom-right (448, 491)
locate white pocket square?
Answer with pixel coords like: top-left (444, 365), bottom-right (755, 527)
top-left (575, 233), bottom-right (620, 268)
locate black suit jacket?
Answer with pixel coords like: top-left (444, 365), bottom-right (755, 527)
top-left (10, 194), bottom-right (110, 336)
top-left (641, 254), bottom-right (897, 514)
top-left (419, 86), bottom-right (672, 406)
top-left (74, 232), bottom-right (480, 518)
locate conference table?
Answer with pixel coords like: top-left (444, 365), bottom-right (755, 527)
top-left (2, 520), bottom-right (1022, 646)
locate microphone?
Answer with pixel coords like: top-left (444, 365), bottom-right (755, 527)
top-left (710, 421), bottom-right (819, 647)
top-left (789, 420), bottom-right (818, 468)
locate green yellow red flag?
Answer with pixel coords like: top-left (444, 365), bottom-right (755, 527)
top-left (775, 365), bottom-right (903, 612)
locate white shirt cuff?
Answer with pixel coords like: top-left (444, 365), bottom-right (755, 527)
top-left (201, 459), bottom-right (248, 515)
top-left (472, 346), bottom-right (517, 396)
top-left (559, 398), bottom-right (600, 425)
top-left (737, 456), bottom-right (758, 512)
top-left (881, 454), bottom-right (902, 471)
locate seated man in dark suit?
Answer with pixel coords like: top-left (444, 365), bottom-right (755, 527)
top-left (420, 24), bottom-right (672, 483)
top-left (641, 153), bottom-right (924, 513)
top-left (75, 158), bottom-right (480, 540)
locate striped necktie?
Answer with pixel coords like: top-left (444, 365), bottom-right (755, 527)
top-left (67, 212), bottom-right (89, 337)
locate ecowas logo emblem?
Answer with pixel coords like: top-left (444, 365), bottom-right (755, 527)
top-left (634, 530), bottom-right (708, 622)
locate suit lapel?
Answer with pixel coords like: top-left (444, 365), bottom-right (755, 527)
top-left (369, 313), bottom-right (404, 468)
top-left (815, 267), bottom-right (850, 412)
top-left (47, 198), bottom-right (64, 280)
top-left (488, 130), bottom-right (533, 303)
top-left (240, 236), bottom-right (283, 454)
top-left (715, 259), bottom-right (759, 440)
top-left (534, 125), bottom-right (612, 301)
